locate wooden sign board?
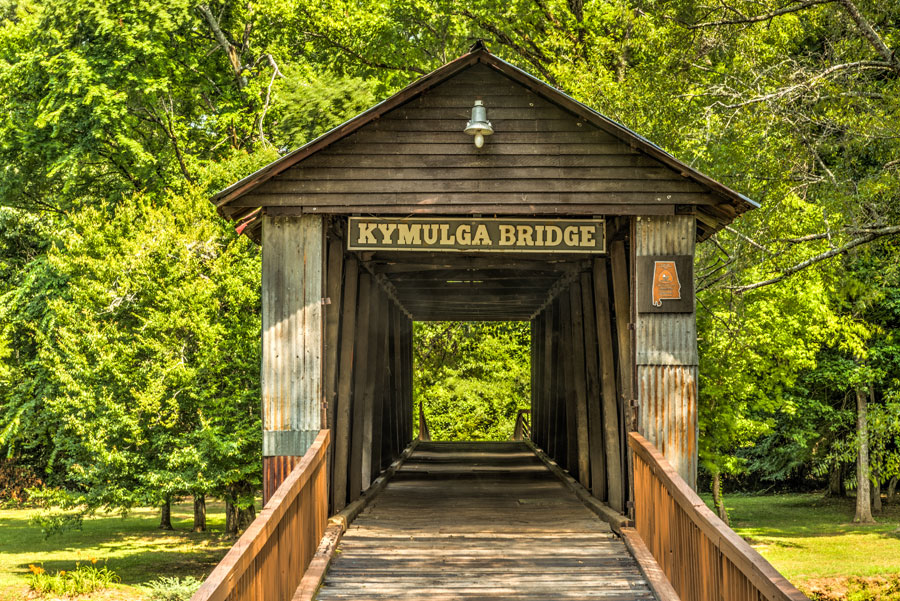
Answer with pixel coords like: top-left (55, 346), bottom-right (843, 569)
top-left (637, 255), bottom-right (694, 313)
top-left (347, 217), bottom-right (606, 253)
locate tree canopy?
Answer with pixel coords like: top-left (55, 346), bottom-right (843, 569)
top-left (1, 0), bottom-right (898, 523)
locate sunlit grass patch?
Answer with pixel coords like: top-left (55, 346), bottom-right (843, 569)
top-left (703, 493), bottom-right (900, 585)
top-left (0, 500), bottom-right (234, 601)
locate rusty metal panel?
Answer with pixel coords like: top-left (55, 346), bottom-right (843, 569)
top-left (261, 214), bottom-right (323, 460)
top-left (637, 365), bottom-right (698, 488)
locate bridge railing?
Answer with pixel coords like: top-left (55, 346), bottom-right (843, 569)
top-left (191, 430), bottom-right (330, 601)
top-left (513, 409), bottom-right (531, 440)
top-left (628, 432), bottom-right (808, 601)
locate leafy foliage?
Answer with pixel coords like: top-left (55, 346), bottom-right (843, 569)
top-left (146, 576), bottom-right (204, 601)
top-left (26, 561), bottom-right (120, 596)
top-left (414, 322), bottom-right (530, 441)
top-left (0, 0), bottom-right (898, 517)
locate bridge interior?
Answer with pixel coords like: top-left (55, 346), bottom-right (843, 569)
top-left (317, 442), bottom-right (652, 601)
top-left (322, 216), bottom-right (632, 520)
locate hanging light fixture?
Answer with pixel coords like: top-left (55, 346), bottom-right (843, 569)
top-left (464, 100), bottom-right (493, 148)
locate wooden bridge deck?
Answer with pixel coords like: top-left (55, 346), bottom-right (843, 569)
top-left (315, 441), bottom-right (654, 601)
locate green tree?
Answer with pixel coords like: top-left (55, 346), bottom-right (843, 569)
top-left (414, 321), bottom-right (531, 441)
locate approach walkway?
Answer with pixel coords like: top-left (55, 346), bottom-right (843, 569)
top-left (315, 441), bottom-right (654, 601)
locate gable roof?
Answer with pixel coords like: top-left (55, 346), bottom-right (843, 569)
top-left (215, 44), bottom-right (757, 240)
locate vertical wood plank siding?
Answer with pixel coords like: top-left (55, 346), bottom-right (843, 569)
top-left (261, 215), bottom-right (323, 502)
top-left (629, 432), bottom-right (809, 601)
top-left (192, 431), bottom-right (330, 601)
top-left (634, 215), bottom-right (699, 488)
top-left (529, 259), bottom-right (628, 510)
top-left (323, 227), bottom-right (414, 511)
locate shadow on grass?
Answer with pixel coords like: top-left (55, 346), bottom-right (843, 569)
top-left (706, 493), bottom-right (900, 540)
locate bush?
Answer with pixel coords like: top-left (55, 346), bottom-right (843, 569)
top-left (26, 561), bottom-right (120, 596)
top-left (0, 459), bottom-right (42, 506)
top-left (145, 576), bottom-right (204, 601)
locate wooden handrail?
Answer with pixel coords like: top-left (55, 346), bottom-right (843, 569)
top-left (192, 430), bottom-right (331, 601)
top-left (418, 400), bottom-right (431, 441)
top-left (513, 409), bottom-right (531, 440)
top-left (629, 432), bottom-right (808, 601)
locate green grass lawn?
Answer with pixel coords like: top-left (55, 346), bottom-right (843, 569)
top-left (3, 493), bottom-right (898, 600)
top-left (706, 493), bottom-right (900, 597)
top-left (0, 500), bottom-right (235, 601)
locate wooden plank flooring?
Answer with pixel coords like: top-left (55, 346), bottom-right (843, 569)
top-left (316, 442), bottom-right (654, 600)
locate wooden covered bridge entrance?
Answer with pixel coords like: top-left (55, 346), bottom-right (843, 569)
top-left (191, 45), bottom-right (808, 601)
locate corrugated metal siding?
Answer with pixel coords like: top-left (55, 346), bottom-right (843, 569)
top-left (635, 215), bottom-right (694, 256)
top-left (635, 215), bottom-right (699, 488)
top-left (636, 315), bottom-right (698, 365)
top-left (261, 215), bottom-right (323, 458)
top-left (637, 365), bottom-right (698, 487)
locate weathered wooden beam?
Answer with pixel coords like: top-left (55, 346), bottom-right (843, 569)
top-left (349, 273), bottom-right (373, 501)
top-left (568, 279), bottom-right (591, 490)
top-left (542, 304), bottom-right (555, 456)
top-left (594, 258), bottom-right (625, 513)
top-left (331, 257), bottom-right (359, 512)
top-left (558, 289), bottom-right (578, 476)
top-left (323, 234), bottom-right (344, 506)
top-left (580, 271), bottom-right (607, 502)
top-left (360, 287), bottom-right (383, 490)
top-left (550, 299), bottom-right (567, 466)
top-left (369, 288), bottom-right (387, 478)
top-left (531, 315), bottom-right (543, 450)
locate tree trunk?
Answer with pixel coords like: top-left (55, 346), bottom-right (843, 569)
top-left (826, 462), bottom-right (844, 497)
top-left (872, 473), bottom-right (882, 513)
top-left (225, 499), bottom-right (237, 535)
top-left (193, 495), bottom-right (207, 532)
top-left (225, 491), bottom-right (257, 536)
top-left (887, 476), bottom-right (898, 505)
top-left (854, 387), bottom-right (874, 523)
top-left (712, 470), bottom-right (729, 525)
top-left (159, 497), bottom-right (174, 530)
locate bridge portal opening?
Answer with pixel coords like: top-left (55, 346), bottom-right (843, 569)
top-left (305, 221), bottom-right (636, 516)
top-left (412, 320), bottom-right (531, 441)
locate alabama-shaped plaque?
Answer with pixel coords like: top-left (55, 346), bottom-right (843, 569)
top-left (638, 255), bottom-right (693, 313)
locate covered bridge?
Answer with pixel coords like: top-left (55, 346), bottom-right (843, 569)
top-left (191, 44), bottom-right (807, 601)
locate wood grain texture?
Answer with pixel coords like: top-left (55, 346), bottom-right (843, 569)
top-left (236, 64), bottom-right (712, 217)
top-left (315, 441), bottom-right (653, 601)
top-left (594, 259), bottom-right (625, 513)
top-left (192, 431), bottom-right (329, 601)
top-left (331, 257), bottom-right (359, 512)
top-left (580, 271), bottom-right (607, 502)
top-left (629, 433), bottom-right (808, 601)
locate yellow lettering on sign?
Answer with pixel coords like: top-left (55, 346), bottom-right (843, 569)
top-left (456, 225), bottom-right (472, 245)
top-left (499, 225), bottom-right (516, 246)
top-left (357, 223), bottom-right (377, 244)
top-left (516, 225), bottom-right (534, 246)
top-left (563, 226), bottom-right (579, 246)
top-left (545, 226), bottom-right (562, 246)
top-left (473, 224), bottom-right (491, 246)
top-left (580, 225), bottom-right (596, 247)
top-left (397, 224), bottom-right (421, 245)
top-left (423, 224), bottom-right (439, 245)
top-left (377, 223), bottom-right (397, 243)
top-left (439, 224), bottom-right (455, 245)
top-left (534, 225), bottom-right (545, 247)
